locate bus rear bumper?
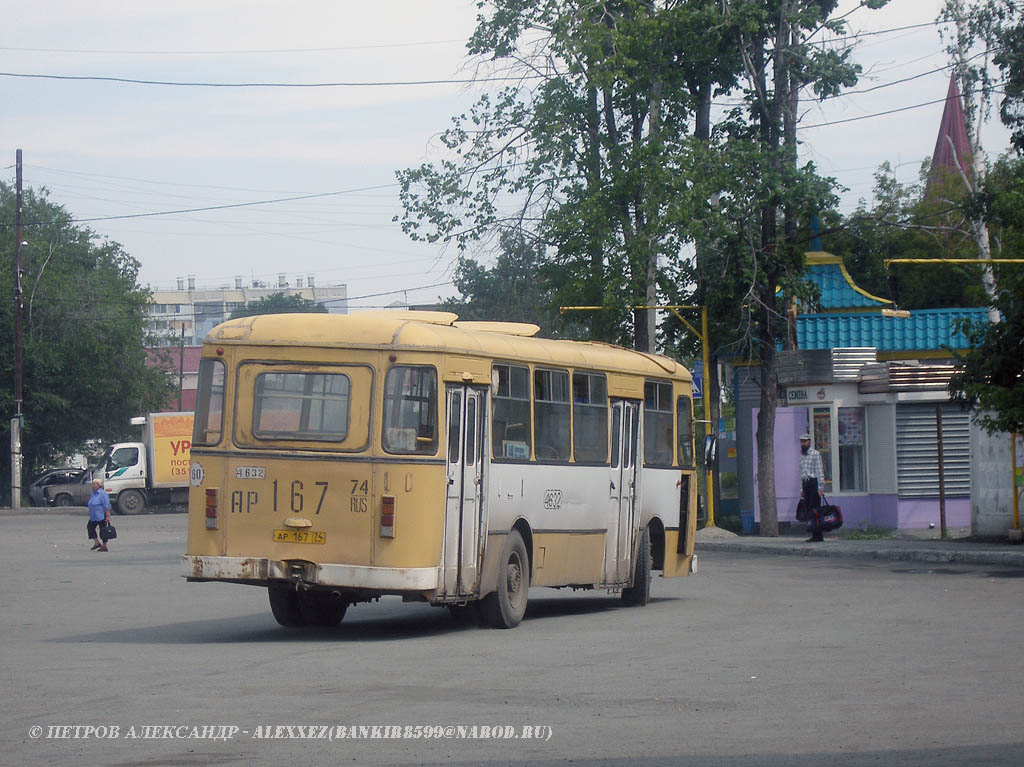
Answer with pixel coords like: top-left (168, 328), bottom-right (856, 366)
top-left (181, 555), bottom-right (439, 592)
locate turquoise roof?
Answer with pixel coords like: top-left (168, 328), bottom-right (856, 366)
top-left (796, 308), bottom-right (989, 352)
top-left (803, 252), bottom-right (890, 310)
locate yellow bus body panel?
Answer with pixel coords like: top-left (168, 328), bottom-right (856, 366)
top-left (531, 532), bottom-right (606, 587)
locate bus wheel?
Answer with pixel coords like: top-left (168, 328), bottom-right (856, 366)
top-left (116, 489), bottom-right (145, 515)
top-left (298, 591), bottom-right (348, 627)
top-left (481, 530), bottom-right (530, 629)
top-left (268, 584), bottom-right (307, 628)
top-left (621, 527), bottom-right (652, 606)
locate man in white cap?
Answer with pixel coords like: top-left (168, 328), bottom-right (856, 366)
top-left (799, 433), bottom-right (825, 542)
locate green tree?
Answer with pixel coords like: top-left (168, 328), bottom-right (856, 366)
top-left (949, 271), bottom-right (1024, 433)
top-left (932, 1), bottom-right (1024, 434)
top-left (228, 292), bottom-right (327, 319)
top-left (693, 0), bottom-right (878, 535)
top-left (397, 0), bottom-right (740, 350)
top-left (0, 183), bottom-right (174, 497)
top-left (948, 154), bottom-right (1024, 433)
top-left (439, 232), bottom-right (570, 336)
top-left (826, 162), bottom-right (990, 310)
top-left (396, 0), bottom-right (883, 535)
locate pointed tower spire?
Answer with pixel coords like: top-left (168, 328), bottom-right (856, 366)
top-left (926, 73), bottom-right (972, 195)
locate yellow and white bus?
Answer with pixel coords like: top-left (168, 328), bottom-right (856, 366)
top-left (182, 311), bottom-right (698, 628)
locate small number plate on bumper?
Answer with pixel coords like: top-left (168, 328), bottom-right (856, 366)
top-left (272, 529), bottom-right (326, 544)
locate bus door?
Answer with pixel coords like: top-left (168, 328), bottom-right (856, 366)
top-left (442, 385), bottom-right (485, 597)
top-left (607, 399), bottom-right (640, 585)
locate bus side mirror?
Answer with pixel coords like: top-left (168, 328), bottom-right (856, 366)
top-left (703, 435), bottom-right (717, 468)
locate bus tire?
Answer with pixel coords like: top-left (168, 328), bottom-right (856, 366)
top-left (621, 527), bottom-right (652, 606)
top-left (297, 590), bottom-right (348, 627)
top-left (116, 489), bottom-right (145, 515)
top-left (481, 530), bottom-right (529, 629)
top-left (268, 584), bottom-right (307, 628)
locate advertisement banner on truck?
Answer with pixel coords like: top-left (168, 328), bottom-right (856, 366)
top-left (151, 414), bottom-right (193, 487)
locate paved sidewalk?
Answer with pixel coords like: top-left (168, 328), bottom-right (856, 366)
top-left (696, 525), bottom-right (1024, 567)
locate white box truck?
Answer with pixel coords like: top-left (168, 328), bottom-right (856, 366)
top-left (100, 412), bottom-right (194, 514)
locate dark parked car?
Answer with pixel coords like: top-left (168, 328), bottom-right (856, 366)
top-left (27, 468), bottom-right (86, 507)
top-left (43, 469), bottom-right (95, 507)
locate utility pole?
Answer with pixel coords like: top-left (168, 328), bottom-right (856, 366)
top-left (178, 323), bottom-right (185, 411)
top-left (11, 149), bottom-right (24, 509)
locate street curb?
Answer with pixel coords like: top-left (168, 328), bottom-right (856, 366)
top-left (696, 539), bottom-right (1024, 567)
top-left (0, 507), bottom-right (88, 516)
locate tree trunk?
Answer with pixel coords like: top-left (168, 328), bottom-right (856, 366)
top-left (756, 295), bottom-right (780, 536)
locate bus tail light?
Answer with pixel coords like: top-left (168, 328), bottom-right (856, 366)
top-left (205, 489), bottom-right (218, 530)
top-left (380, 495), bottom-right (395, 538)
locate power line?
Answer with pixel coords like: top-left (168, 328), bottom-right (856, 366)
top-left (0, 70), bottom-right (528, 88)
top-left (0, 39), bottom-right (465, 56)
top-left (801, 81), bottom-right (1007, 130)
top-left (3, 183), bottom-right (401, 228)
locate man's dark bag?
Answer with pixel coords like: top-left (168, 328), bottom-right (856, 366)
top-left (795, 498), bottom-right (810, 522)
top-left (817, 497), bottom-right (843, 532)
top-left (101, 521), bottom-right (117, 541)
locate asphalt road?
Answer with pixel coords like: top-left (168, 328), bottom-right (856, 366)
top-left (2, 511), bottom-right (1023, 766)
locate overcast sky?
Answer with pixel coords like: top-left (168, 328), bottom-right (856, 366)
top-left (0, 1), bottom-right (1014, 309)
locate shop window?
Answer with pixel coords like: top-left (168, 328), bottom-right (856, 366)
top-left (838, 406), bottom-right (866, 492)
top-left (812, 406), bottom-right (833, 493)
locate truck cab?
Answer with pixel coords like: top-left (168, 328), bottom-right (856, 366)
top-left (96, 412), bottom-right (193, 514)
top-left (101, 442), bottom-right (150, 513)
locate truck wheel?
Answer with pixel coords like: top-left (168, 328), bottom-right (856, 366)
top-left (480, 530), bottom-right (530, 629)
top-left (268, 584), bottom-right (306, 628)
top-left (297, 591), bottom-right (348, 627)
top-left (53, 493), bottom-right (74, 507)
top-left (621, 527), bottom-right (652, 606)
top-left (116, 489), bottom-right (145, 515)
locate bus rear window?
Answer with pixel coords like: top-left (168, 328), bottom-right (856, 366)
top-left (253, 372), bottom-right (350, 440)
top-left (383, 366), bottom-right (438, 455)
top-left (194, 358), bottom-right (225, 446)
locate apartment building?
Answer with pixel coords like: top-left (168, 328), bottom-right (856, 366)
top-left (147, 274), bottom-right (348, 345)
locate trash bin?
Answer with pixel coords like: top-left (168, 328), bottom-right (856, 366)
top-left (740, 509), bottom-right (755, 534)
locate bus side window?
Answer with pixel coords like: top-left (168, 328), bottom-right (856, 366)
top-left (677, 394), bottom-right (695, 467)
top-left (534, 368), bottom-right (570, 461)
top-left (383, 365), bottom-right (438, 455)
top-left (194, 358), bottom-right (226, 446)
top-left (572, 372), bottom-right (608, 462)
top-left (492, 363), bottom-right (531, 460)
top-left (644, 380), bottom-right (674, 466)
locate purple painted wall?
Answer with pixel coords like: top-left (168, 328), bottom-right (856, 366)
top-left (897, 498), bottom-right (970, 529)
top-left (753, 407), bottom-right (807, 523)
top-left (750, 408), bottom-right (969, 531)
